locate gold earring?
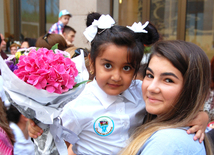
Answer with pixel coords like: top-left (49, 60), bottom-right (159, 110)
top-left (90, 70), bottom-right (94, 74)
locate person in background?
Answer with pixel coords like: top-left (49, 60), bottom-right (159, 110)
top-left (0, 100), bottom-right (14, 155)
top-left (0, 73), bottom-right (14, 154)
top-left (21, 39), bottom-right (29, 49)
top-left (0, 33), bottom-right (6, 52)
top-left (36, 33), bottom-right (67, 51)
top-left (62, 25), bottom-right (76, 46)
top-left (10, 43), bottom-right (21, 55)
top-left (205, 56), bottom-right (214, 122)
top-left (6, 105), bottom-right (34, 155)
top-left (49, 9), bottom-right (72, 35)
top-left (120, 40), bottom-right (212, 155)
top-left (205, 56), bottom-right (214, 146)
top-left (0, 33), bottom-right (8, 59)
top-left (21, 38), bottom-right (37, 49)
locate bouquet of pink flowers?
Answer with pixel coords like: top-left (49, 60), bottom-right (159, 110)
top-left (14, 48), bottom-right (78, 94)
top-left (0, 45), bottom-right (89, 155)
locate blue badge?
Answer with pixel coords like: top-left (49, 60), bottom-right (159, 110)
top-left (93, 116), bottom-right (114, 136)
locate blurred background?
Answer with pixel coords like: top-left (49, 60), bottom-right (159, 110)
top-left (0, 0), bottom-right (213, 59)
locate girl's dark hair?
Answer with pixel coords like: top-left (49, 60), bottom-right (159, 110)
top-left (134, 22), bottom-right (159, 51)
top-left (89, 15), bottom-right (159, 77)
top-left (86, 12), bottom-right (101, 27)
top-left (90, 25), bottom-right (144, 76)
top-left (6, 105), bottom-right (21, 124)
top-left (0, 34), bottom-right (1, 44)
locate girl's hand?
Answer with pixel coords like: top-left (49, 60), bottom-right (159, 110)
top-left (28, 119), bottom-right (43, 139)
top-left (186, 111), bottom-right (209, 143)
top-left (68, 144), bottom-right (76, 155)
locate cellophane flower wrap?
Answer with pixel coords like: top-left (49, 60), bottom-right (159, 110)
top-left (0, 46), bottom-right (89, 155)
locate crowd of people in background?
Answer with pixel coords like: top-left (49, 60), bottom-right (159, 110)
top-left (0, 9), bottom-right (214, 155)
top-left (1, 9), bottom-right (76, 57)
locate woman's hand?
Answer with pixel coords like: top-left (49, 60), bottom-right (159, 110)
top-left (28, 119), bottom-right (43, 139)
top-left (186, 111), bottom-right (209, 143)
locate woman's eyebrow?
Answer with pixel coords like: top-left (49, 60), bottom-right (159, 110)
top-left (147, 67), bottom-right (179, 79)
top-left (161, 72), bottom-right (179, 79)
top-left (147, 67), bottom-right (153, 74)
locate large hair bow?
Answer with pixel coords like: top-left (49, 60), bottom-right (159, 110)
top-left (127, 21), bottom-right (149, 33)
top-left (83, 14), bottom-right (115, 42)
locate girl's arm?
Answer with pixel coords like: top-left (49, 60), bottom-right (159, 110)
top-left (187, 96), bottom-right (212, 143)
top-left (68, 144), bottom-right (76, 155)
top-left (28, 119), bottom-right (43, 139)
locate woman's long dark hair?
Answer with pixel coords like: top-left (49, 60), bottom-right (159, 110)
top-left (121, 40), bottom-right (212, 155)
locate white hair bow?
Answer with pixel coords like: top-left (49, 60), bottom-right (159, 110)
top-left (83, 14), bottom-right (115, 42)
top-left (127, 21), bottom-right (149, 33)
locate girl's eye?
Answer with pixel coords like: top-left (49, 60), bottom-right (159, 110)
top-left (123, 66), bottom-right (131, 71)
top-left (104, 63), bottom-right (112, 69)
top-left (165, 78), bottom-right (174, 83)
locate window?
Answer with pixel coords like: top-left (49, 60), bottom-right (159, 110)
top-left (21, 0), bottom-right (40, 39)
top-left (150, 0), bottom-right (178, 40)
top-left (185, 0), bottom-right (214, 59)
top-left (46, 0), bottom-right (59, 33)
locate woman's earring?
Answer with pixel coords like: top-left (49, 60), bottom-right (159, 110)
top-left (90, 70), bottom-right (94, 75)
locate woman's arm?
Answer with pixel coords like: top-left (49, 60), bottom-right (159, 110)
top-left (186, 111), bottom-right (209, 143)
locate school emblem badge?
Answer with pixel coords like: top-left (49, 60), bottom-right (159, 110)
top-left (93, 116), bottom-right (114, 136)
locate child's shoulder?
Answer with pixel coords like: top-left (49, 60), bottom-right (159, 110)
top-left (66, 82), bottom-right (98, 106)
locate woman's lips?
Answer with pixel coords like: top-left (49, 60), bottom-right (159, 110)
top-left (147, 96), bottom-right (162, 103)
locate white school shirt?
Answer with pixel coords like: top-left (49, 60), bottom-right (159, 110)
top-left (61, 79), bottom-right (146, 155)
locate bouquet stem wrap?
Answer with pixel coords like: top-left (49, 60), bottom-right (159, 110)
top-left (0, 49), bottom-right (89, 155)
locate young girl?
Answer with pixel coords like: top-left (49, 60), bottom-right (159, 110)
top-left (121, 40), bottom-right (213, 155)
top-left (28, 15), bottom-right (209, 154)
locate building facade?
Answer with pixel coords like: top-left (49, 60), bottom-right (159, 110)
top-left (0, 0), bottom-right (214, 59)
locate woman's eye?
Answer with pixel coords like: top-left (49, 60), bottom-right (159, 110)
top-left (146, 73), bottom-right (153, 78)
top-left (104, 63), bottom-right (112, 69)
top-left (123, 66), bottom-right (131, 71)
top-left (165, 78), bottom-right (174, 83)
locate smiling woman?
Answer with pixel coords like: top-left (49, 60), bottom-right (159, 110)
top-left (142, 55), bottom-right (183, 117)
top-left (120, 40), bottom-right (213, 155)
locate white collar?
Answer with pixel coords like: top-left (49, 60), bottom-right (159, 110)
top-left (90, 79), bottom-right (137, 109)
